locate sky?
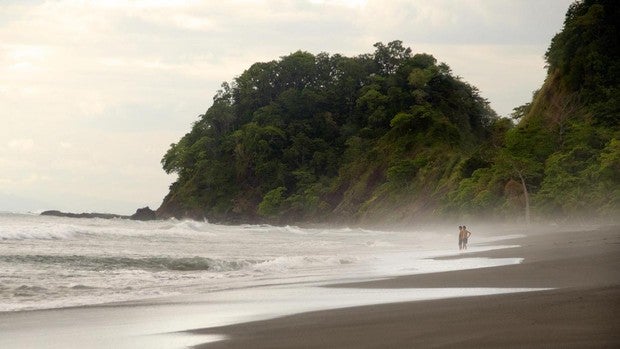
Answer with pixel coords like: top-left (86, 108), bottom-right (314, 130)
top-left (0, 0), bottom-right (573, 214)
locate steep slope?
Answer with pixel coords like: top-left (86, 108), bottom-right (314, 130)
top-left (447, 0), bottom-right (619, 222)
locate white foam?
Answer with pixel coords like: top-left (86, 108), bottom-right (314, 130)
top-left (0, 224), bottom-right (83, 240)
top-left (0, 213), bottom-right (530, 313)
top-left (0, 284), bottom-right (551, 349)
top-left (0, 213), bottom-right (548, 349)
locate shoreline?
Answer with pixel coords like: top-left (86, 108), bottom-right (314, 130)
top-left (0, 224), bottom-right (617, 348)
top-left (189, 225), bottom-right (620, 348)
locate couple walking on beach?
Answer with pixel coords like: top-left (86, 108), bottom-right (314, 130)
top-left (458, 226), bottom-right (472, 250)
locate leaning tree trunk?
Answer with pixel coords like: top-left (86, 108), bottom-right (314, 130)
top-left (517, 171), bottom-right (531, 225)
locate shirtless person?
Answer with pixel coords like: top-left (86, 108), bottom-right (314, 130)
top-left (461, 225), bottom-right (472, 250)
top-left (458, 226), bottom-right (465, 250)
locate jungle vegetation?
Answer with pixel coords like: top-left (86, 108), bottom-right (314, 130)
top-left (160, 0), bottom-right (618, 225)
top-left (446, 0), bottom-right (619, 223)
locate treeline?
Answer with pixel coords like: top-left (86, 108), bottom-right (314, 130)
top-left (447, 0), bottom-right (619, 222)
top-left (159, 0), bottom-right (618, 224)
top-left (159, 40), bottom-right (499, 224)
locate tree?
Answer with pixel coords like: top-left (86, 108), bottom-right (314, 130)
top-left (495, 150), bottom-right (542, 224)
top-left (258, 187), bottom-right (286, 218)
top-left (373, 40), bottom-right (412, 75)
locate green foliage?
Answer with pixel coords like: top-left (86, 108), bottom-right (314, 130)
top-left (159, 40), bottom-right (497, 223)
top-left (258, 187), bottom-right (286, 217)
top-left (460, 157), bottom-right (491, 178)
top-left (161, 13), bottom-right (619, 224)
top-left (445, 167), bottom-right (504, 216)
top-left (536, 146), bottom-right (596, 214)
top-left (387, 159), bottom-right (419, 183)
top-left (545, 0), bottom-right (619, 125)
top-left (536, 139), bottom-right (620, 216)
top-left (445, 0), bottom-right (619, 221)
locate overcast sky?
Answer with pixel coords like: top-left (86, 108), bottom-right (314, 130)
top-left (1, 0), bottom-right (573, 214)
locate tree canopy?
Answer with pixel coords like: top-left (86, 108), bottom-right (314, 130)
top-left (159, 40), bottom-right (498, 224)
top-left (447, 0), bottom-right (619, 222)
top-left (160, 1), bottom-right (618, 225)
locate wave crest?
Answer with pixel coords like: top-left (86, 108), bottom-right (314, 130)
top-left (0, 255), bottom-right (259, 272)
top-left (0, 226), bottom-right (83, 240)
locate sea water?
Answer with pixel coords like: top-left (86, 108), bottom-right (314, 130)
top-left (0, 212), bottom-right (524, 312)
top-left (0, 212), bottom-right (545, 348)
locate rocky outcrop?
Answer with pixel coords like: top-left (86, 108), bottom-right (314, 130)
top-left (41, 207), bottom-right (159, 221)
top-left (155, 191), bottom-right (206, 221)
top-left (41, 210), bottom-right (128, 219)
top-left (130, 206), bottom-right (157, 221)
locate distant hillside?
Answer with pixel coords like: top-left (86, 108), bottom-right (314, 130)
top-left (158, 41), bottom-right (498, 224)
top-left (446, 0), bottom-right (619, 223)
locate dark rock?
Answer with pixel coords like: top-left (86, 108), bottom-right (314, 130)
top-left (155, 192), bottom-right (206, 221)
top-left (41, 207), bottom-right (160, 221)
top-left (130, 206), bottom-right (157, 221)
top-left (41, 210), bottom-right (128, 219)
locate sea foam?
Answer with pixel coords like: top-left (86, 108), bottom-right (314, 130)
top-left (0, 213), bottom-right (523, 312)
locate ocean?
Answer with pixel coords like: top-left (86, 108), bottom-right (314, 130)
top-left (0, 212), bottom-right (452, 311)
top-left (0, 212), bottom-right (536, 348)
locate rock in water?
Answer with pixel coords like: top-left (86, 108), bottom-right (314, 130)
top-left (131, 206), bottom-right (157, 221)
top-left (40, 210), bottom-right (127, 219)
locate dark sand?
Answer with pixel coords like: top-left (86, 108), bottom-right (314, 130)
top-left (191, 226), bottom-right (620, 348)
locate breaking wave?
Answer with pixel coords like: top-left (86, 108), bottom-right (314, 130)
top-left (0, 225), bottom-right (85, 240)
top-left (0, 254), bottom-right (260, 272)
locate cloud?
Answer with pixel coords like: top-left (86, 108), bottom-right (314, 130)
top-left (7, 138), bottom-right (35, 152)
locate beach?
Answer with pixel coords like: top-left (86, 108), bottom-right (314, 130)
top-left (0, 220), bottom-right (618, 349)
top-left (191, 225), bottom-right (620, 348)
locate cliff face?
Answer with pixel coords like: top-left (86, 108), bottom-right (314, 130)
top-left (506, 0), bottom-right (619, 219)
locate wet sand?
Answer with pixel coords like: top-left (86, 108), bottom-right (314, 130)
top-left (192, 225), bottom-right (620, 348)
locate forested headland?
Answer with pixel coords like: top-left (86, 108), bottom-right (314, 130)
top-left (158, 0), bottom-right (618, 226)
